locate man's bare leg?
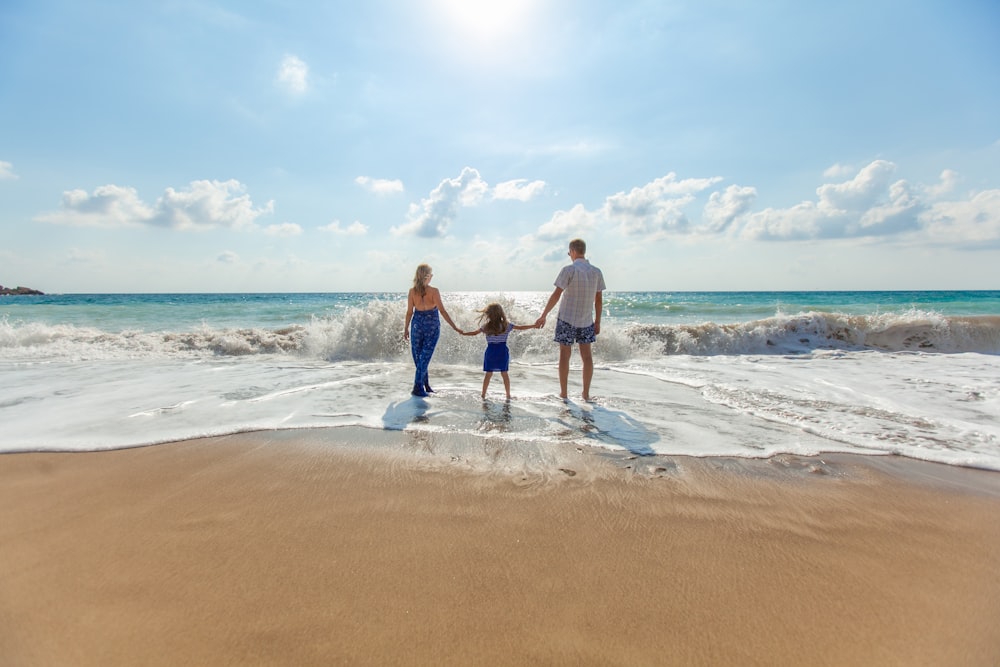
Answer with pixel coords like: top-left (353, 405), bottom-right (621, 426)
top-left (558, 344), bottom-right (572, 399)
top-left (579, 343), bottom-right (594, 400)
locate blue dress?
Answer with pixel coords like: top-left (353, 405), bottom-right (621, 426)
top-left (410, 307), bottom-right (440, 387)
top-left (483, 323), bottom-right (514, 372)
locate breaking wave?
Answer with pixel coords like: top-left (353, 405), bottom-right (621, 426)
top-left (620, 310), bottom-right (1000, 356)
top-left (2, 305), bottom-right (998, 362)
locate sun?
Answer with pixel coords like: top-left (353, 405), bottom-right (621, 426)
top-left (431, 0), bottom-right (537, 47)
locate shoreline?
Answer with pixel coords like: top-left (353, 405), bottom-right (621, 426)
top-left (7, 424), bottom-right (1000, 493)
top-left (2, 429), bottom-right (999, 665)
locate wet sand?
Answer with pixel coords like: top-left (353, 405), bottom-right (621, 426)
top-left (2, 429), bottom-right (999, 666)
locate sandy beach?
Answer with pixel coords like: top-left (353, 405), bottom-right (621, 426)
top-left (2, 429), bottom-right (999, 666)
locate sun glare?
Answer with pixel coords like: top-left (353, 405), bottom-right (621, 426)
top-left (432, 0), bottom-right (536, 46)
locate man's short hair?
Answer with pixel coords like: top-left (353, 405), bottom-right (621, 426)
top-left (569, 238), bottom-right (586, 255)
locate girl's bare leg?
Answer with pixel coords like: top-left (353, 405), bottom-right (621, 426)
top-left (481, 372), bottom-right (493, 398)
top-left (500, 371), bottom-right (511, 400)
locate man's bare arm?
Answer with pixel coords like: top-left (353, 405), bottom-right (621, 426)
top-left (535, 287), bottom-right (563, 327)
top-left (594, 291), bottom-right (602, 335)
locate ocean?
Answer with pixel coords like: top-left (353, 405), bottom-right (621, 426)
top-left (2, 291), bottom-right (999, 471)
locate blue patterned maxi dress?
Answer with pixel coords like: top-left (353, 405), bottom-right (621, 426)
top-left (410, 307), bottom-right (440, 388)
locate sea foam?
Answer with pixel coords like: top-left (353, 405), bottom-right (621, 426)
top-left (4, 305), bottom-right (999, 363)
top-left (2, 294), bottom-right (999, 471)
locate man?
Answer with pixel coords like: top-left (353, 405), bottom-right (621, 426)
top-left (535, 238), bottom-right (606, 400)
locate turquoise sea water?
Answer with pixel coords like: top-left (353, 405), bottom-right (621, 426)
top-left (5, 290), bottom-right (1000, 332)
top-left (607, 290), bottom-right (1000, 323)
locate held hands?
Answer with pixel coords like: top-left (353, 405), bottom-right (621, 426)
top-left (456, 322), bottom-right (545, 335)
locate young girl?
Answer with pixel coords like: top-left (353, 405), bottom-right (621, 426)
top-left (462, 303), bottom-right (536, 399)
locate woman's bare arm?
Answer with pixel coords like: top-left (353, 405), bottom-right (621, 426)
top-left (403, 289), bottom-right (414, 339)
top-left (432, 288), bottom-right (460, 331)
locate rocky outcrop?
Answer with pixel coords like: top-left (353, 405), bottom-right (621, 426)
top-left (0, 285), bottom-right (44, 295)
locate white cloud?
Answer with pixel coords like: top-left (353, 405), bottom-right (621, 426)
top-left (391, 167), bottom-right (488, 238)
top-left (217, 251), bottom-right (239, 263)
top-left (855, 179), bottom-right (922, 235)
top-left (922, 169), bottom-right (960, 198)
top-left (277, 55), bottom-right (308, 94)
top-left (742, 201), bottom-right (847, 241)
top-left (613, 195), bottom-right (693, 236)
top-left (532, 172), bottom-right (746, 242)
top-left (38, 184), bottom-right (154, 227)
top-left (603, 173), bottom-right (722, 236)
top-left (355, 176), bottom-right (404, 195)
top-left (922, 189), bottom-right (1000, 246)
top-left (493, 178), bottom-right (545, 201)
top-left (702, 185), bottom-right (757, 233)
top-left (744, 197), bottom-right (925, 241)
top-left (264, 222), bottom-right (303, 237)
top-left (0, 160), bottom-right (17, 180)
top-left (742, 161), bottom-right (925, 241)
top-left (816, 159), bottom-right (896, 211)
top-left (536, 204), bottom-right (595, 241)
top-left (542, 244), bottom-right (571, 262)
top-left (36, 179), bottom-right (273, 230)
top-left (528, 162), bottom-right (1000, 246)
top-left (319, 220), bottom-right (368, 235)
top-left (823, 163), bottom-right (855, 180)
top-left (153, 180), bottom-right (273, 230)
top-left (385, 169), bottom-right (547, 238)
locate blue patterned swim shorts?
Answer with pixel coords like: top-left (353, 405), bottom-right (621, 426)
top-left (554, 318), bottom-right (596, 345)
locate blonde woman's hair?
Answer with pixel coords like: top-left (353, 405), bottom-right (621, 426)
top-left (412, 264), bottom-right (432, 297)
top-left (477, 302), bottom-right (508, 336)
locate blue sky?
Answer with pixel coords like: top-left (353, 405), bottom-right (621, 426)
top-left (2, 0), bottom-right (998, 293)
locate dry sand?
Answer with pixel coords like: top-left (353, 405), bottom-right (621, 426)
top-left (2, 429), bottom-right (999, 666)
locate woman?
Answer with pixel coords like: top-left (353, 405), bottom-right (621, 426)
top-left (404, 264), bottom-right (460, 397)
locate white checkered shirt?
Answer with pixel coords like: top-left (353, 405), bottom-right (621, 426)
top-left (554, 259), bottom-right (606, 328)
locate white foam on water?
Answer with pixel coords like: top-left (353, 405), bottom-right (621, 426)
top-left (2, 297), bottom-right (999, 470)
top-left (2, 347), bottom-right (998, 471)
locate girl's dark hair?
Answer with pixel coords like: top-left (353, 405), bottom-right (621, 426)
top-left (477, 303), bottom-right (508, 336)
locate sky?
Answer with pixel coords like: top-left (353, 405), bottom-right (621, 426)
top-left (1, 0), bottom-right (999, 293)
